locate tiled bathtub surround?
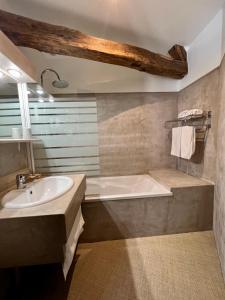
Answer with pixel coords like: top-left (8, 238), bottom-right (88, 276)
top-left (81, 169), bottom-right (213, 242)
top-left (96, 93), bottom-right (177, 176)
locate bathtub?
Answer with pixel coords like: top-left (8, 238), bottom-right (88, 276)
top-left (85, 174), bottom-right (172, 201)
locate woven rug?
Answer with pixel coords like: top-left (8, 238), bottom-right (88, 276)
top-left (68, 231), bottom-right (225, 300)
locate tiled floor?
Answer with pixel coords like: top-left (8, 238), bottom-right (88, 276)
top-left (9, 231), bottom-right (225, 300)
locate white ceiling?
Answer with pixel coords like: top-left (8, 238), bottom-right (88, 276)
top-left (0, 0), bottom-right (225, 93)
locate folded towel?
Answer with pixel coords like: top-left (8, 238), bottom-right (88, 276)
top-left (178, 110), bottom-right (189, 119)
top-left (189, 108), bottom-right (203, 116)
top-left (180, 126), bottom-right (196, 159)
top-left (171, 127), bottom-right (182, 157)
top-left (62, 207), bottom-right (85, 279)
top-left (178, 109), bottom-right (203, 120)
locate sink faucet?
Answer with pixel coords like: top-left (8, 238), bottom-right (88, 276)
top-left (16, 174), bottom-right (27, 189)
top-left (16, 173), bottom-right (41, 189)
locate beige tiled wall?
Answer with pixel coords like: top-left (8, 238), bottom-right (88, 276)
top-left (177, 68), bottom-right (220, 182)
top-left (0, 144), bottom-right (28, 192)
top-left (96, 93), bottom-right (177, 176)
top-left (176, 55), bottom-right (225, 279)
top-left (0, 144), bottom-right (28, 177)
top-left (214, 55), bottom-right (225, 279)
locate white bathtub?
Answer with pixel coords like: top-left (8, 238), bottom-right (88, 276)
top-left (85, 174), bottom-right (172, 201)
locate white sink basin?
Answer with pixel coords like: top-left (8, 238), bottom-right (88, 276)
top-left (1, 176), bottom-right (74, 209)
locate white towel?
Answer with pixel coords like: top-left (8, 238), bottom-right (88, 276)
top-left (171, 127), bottom-right (182, 157)
top-left (180, 126), bottom-right (196, 159)
top-left (189, 109), bottom-right (203, 117)
top-left (178, 109), bottom-right (203, 120)
top-left (62, 207), bottom-right (85, 279)
top-left (178, 110), bottom-right (189, 119)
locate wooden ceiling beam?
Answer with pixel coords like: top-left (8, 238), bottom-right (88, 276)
top-left (168, 44), bottom-right (187, 62)
top-left (0, 9), bottom-right (188, 79)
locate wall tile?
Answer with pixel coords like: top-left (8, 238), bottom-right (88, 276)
top-left (177, 68), bottom-right (220, 182)
top-left (214, 55), bottom-right (225, 279)
top-left (0, 144), bottom-right (28, 177)
top-left (96, 93), bottom-right (177, 176)
top-left (176, 54), bottom-right (225, 280)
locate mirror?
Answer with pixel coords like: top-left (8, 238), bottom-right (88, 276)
top-left (0, 76), bottom-right (29, 178)
top-left (27, 83), bottom-right (53, 101)
top-left (0, 74), bottom-right (21, 139)
top-left (0, 31), bottom-right (38, 180)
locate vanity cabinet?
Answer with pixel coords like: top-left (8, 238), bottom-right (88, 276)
top-left (0, 175), bottom-right (86, 268)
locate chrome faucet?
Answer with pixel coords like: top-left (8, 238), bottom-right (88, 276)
top-left (16, 174), bottom-right (27, 189)
top-left (16, 173), bottom-right (41, 189)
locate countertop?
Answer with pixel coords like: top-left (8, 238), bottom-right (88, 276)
top-left (149, 169), bottom-right (214, 190)
top-left (0, 174), bottom-right (86, 219)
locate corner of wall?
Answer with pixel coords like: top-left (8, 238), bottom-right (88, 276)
top-left (180, 9), bottom-right (224, 91)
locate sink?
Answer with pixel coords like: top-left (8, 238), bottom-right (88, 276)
top-left (1, 176), bottom-right (74, 209)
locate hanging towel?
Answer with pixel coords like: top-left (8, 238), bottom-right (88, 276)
top-left (180, 126), bottom-right (196, 159)
top-left (62, 207), bottom-right (85, 279)
top-left (171, 127), bottom-right (182, 157)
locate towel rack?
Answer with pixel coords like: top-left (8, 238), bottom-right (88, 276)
top-left (165, 111), bottom-right (211, 142)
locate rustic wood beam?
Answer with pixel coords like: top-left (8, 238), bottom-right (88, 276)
top-left (168, 44), bottom-right (187, 62)
top-left (0, 10), bottom-right (188, 79)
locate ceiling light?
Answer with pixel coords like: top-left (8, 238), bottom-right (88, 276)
top-left (27, 90), bottom-right (31, 95)
top-left (49, 95), bottom-right (55, 102)
top-left (0, 71), bottom-right (4, 78)
top-left (7, 69), bottom-right (22, 79)
top-left (38, 97), bottom-right (44, 103)
top-left (37, 89), bottom-right (44, 95)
